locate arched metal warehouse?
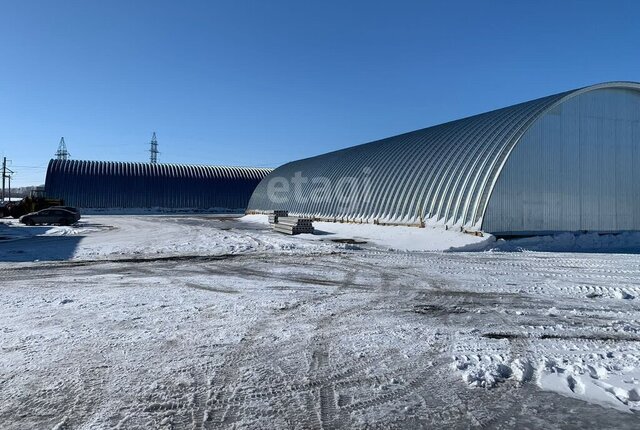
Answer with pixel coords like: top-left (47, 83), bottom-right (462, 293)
top-left (248, 82), bottom-right (640, 235)
top-left (45, 160), bottom-right (272, 211)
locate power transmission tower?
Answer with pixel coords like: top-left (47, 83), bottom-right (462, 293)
top-left (149, 132), bottom-right (159, 164)
top-left (55, 137), bottom-right (70, 160)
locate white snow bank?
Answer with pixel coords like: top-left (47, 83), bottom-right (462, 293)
top-left (453, 338), bottom-right (640, 413)
top-left (240, 215), bottom-right (492, 252)
top-left (537, 356), bottom-right (640, 412)
top-left (459, 231), bottom-right (640, 253)
top-left (242, 216), bottom-right (640, 253)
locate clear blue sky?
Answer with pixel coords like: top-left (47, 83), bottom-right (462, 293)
top-left (1, 0), bottom-right (638, 186)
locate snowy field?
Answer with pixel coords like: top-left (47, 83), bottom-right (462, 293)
top-left (1, 215), bottom-right (640, 429)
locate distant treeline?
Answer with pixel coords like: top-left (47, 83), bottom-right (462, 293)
top-left (2, 185), bottom-right (44, 199)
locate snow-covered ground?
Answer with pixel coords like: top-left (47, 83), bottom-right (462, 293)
top-left (240, 214), bottom-right (491, 251)
top-left (1, 215), bottom-right (640, 428)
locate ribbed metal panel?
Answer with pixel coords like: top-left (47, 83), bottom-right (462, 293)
top-left (45, 160), bottom-right (272, 210)
top-left (247, 82), bottom-right (640, 233)
top-left (483, 86), bottom-right (640, 235)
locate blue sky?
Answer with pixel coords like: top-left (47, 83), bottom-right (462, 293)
top-left (1, 0), bottom-right (639, 186)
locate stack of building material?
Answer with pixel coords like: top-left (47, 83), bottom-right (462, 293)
top-left (268, 210), bottom-right (289, 224)
top-left (272, 216), bottom-right (314, 235)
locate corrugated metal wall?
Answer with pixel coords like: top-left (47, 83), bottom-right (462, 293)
top-left (247, 93), bottom-right (570, 226)
top-left (483, 87), bottom-right (640, 235)
top-left (45, 160), bottom-right (272, 210)
top-left (247, 82), bottom-right (640, 233)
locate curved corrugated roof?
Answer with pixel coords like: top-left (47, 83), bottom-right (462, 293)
top-left (247, 82), bottom-right (640, 228)
top-left (45, 159), bottom-right (272, 210)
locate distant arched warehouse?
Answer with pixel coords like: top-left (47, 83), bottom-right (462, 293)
top-left (248, 82), bottom-right (640, 235)
top-left (45, 160), bottom-right (272, 211)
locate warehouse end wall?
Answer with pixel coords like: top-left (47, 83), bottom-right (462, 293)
top-left (483, 87), bottom-right (640, 235)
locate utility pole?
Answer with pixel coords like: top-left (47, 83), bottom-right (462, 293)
top-left (2, 157), bottom-right (5, 201)
top-left (55, 137), bottom-right (70, 160)
top-left (2, 157), bottom-right (14, 202)
top-left (149, 132), bottom-right (159, 164)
